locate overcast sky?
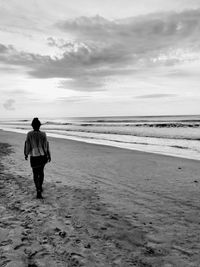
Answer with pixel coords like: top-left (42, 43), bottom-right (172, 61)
top-left (1, 0), bottom-right (200, 118)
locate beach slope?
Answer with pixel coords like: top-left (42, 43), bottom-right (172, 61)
top-left (0, 130), bottom-right (200, 266)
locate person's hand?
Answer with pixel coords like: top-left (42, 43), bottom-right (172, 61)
top-left (25, 155), bottom-right (28, 160)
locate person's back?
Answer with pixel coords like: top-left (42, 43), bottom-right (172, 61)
top-left (25, 130), bottom-right (49, 157)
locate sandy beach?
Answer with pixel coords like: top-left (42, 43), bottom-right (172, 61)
top-left (1, 129), bottom-right (200, 266)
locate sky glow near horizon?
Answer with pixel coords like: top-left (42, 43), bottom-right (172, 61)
top-left (1, 0), bottom-right (200, 118)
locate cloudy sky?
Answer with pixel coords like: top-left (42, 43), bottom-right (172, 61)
top-left (1, 0), bottom-right (200, 118)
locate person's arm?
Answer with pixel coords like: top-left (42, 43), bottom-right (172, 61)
top-left (43, 133), bottom-right (51, 162)
top-left (24, 133), bottom-right (31, 160)
top-left (24, 141), bottom-right (28, 160)
top-left (46, 141), bottom-right (51, 162)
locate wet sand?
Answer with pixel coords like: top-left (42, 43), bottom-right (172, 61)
top-left (0, 129), bottom-right (200, 266)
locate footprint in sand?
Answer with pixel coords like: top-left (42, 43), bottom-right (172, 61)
top-left (68, 253), bottom-right (84, 267)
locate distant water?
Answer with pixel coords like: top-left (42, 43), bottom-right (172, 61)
top-left (0, 115), bottom-right (200, 160)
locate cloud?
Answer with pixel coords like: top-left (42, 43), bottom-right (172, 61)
top-left (56, 10), bottom-right (200, 64)
top-left (0, 44), bottom-right (48, 68)
top-left (56, 15), bottom-right (115, 40)
top-left (59, 77), bottom-right (105, 91)
top-left (47, 37), bottom-right (59, 47)
top-left (3, 99), bottom-right (16, 110)
top-left (57, 10), bottom-right (200, 44)
top-left (0, 89), bottom-right (28, 97)
top-left (46, 37), bottom-right (67, 49)
top-left (1, 9), bottom-right (200, 92)
top-left (0, 44), bottom-right (9, 53)
top-left (136, 93), bottom-right (177, 99)
top-left (57, 96), bottom-right (90, 103)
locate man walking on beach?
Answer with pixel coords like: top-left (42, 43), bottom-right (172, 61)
top-left (24, 118), bottom-right (51, 199)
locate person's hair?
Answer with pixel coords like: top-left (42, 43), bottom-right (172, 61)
top-left (31, 118), bottom-right (41, 131)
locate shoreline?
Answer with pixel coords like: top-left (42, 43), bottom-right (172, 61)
top-left (1, 130), bottom-right (200, 265)
top-left (1, 128), bottom-right (200, 162)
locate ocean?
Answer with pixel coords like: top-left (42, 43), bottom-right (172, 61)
top-left (0, 115), bottom-right (200, 160)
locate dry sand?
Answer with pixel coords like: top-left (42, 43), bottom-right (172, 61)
top-left (0, 129), bottom-right (200, 266)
